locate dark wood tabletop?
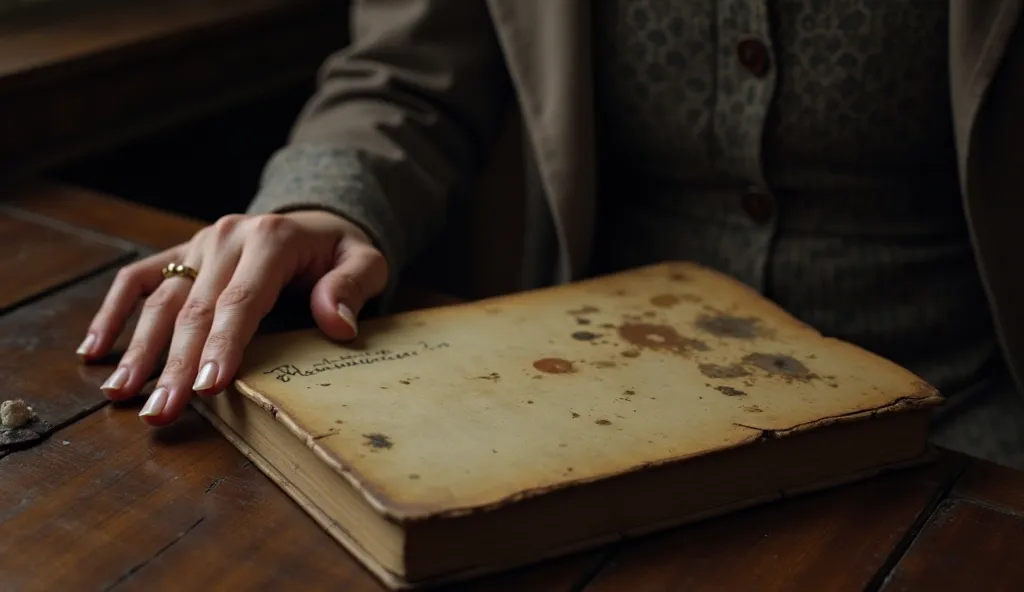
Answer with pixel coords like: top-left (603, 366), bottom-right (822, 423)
top-left (2, 181), bottom-right (1024, 591)
top-left (0, 0), bottom-right (347, 179)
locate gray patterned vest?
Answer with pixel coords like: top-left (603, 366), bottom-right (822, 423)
top-left (590, 0), bottom-right (1003, 412)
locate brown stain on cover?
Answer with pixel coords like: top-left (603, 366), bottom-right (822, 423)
top-left (743, 353), bottom-right (817, 382)
top-left (669, 272), bottom-right (690, 282)
top-left (618, 323), bottom-right (709, 355)
top-left (475, 372), bottom-right (500, 381)
top-left (695, 312), bottom-right (767, 339)
top-left (568, 305), bottom-right (599, 315)
top-left (699, 363), bottom-right (751, 379)
top-left (571, 331), bottom-right (601, 341)
top-left (715, 386), bottom-right (747, 397)
top-left (650, 294), bottom-right (681, 308)
top-left (594, 419), bottom-right (612, 426)
top-left (363, 433), bottom-right (393, 450)
top-left (621, 349), bottom-right (640, 358)
top-left (533, 358), bottom-right (575, 374)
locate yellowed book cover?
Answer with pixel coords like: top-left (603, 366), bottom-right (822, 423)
top-left (192, 262), bottom-right (943, 588)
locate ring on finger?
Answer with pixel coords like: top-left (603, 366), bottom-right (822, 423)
top-left (162, 262), bottom-right (200, 281)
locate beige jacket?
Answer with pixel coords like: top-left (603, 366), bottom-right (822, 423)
top-left (250, 0), bottom-right (1024, 388)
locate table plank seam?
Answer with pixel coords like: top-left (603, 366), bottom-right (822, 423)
top-left (866, 460), bottom-right (969, 591)
top-left (0, 203), bottom-right (140, 253)
top-left (946, 496), bottom-right (1024, 520)
top-left (0, 250), bottom-right (136, 316)
top-left (101, 516), bottom-right (206, 591)
top-left (0, 398), bottom-right (112, 462)
top-left (569, 547), bottom-right (619, 592)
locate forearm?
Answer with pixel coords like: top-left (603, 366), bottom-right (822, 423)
top-left (250, 0), bottom-right (512, 309)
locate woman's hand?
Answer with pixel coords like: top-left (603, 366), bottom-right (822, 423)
top-left (76, 211), bottom-right (388, 427)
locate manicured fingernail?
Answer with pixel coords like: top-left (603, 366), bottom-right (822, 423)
top-left (193, 362), bottom-right (218, 392)
top-left (76, 333), bottom-right (97, 357)
top-left (337, 303), bottom-right (358, 335)
top-left (101, 367), bottom-right (130, 394)
top-left (139, 387), bottom-right (169, 418)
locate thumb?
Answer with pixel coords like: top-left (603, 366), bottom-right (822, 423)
top-left (310, 245), bottom-right (388, 341)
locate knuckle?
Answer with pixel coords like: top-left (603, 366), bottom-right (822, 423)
top-left (217, 283), bottom-right (257, 309)
top-left (162, 356), bottom-right (189, 376)
top-left (362, 248), bottom-right (388, 274)
top-left (203, 331), bottom-right (233, 352)
top-left (336, 273), bottom-right (367, 304)
top-left (177, 298), bottom-right (215, 326)
top-left (209, 214), bottom-right (245, 242)
top-left (252, 214), bottom-right (297, 240)
top-left (121, 343), bottom-right (150, 364)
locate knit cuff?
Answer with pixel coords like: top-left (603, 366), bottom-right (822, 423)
top-left (248, 144), bottom-right (404, 314)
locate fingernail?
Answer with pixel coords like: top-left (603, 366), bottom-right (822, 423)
top-left (101, 367), bottom-right (130, 393)
top-left (337, 303), bottom-right (358, 335)
top-left (139, 387), bottom-right (169, 419)
top-left (76, 333), bottom-right (97, 357)
top-left (193, 361), bottom-right (218, 392)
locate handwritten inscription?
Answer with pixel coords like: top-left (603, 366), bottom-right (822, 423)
top-left (264, 342), bottom-right (450, 383)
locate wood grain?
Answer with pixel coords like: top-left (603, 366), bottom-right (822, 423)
top-left (0, 404), bottom-right (379, 591)
top-left (0, 269), bottom-right (135, 443)
top-left (0, 0), bottom-right (315, 81)
top-left (3, 181), bottom-right (202, 250)
top-left (0, 396), bottom-right (604, 591)
top-left (953, 457), bottom-right (1024, 513)
top-left (0, 209), bottom-right (131, 311)
top-left (880, 499), bottom-right (1024, 591)
top-left (8, 187), bottom-right (1024, 590)
top-left (584, 455), bottom-right (965, 592)
top-left (0, 0), bottom-right (347, 177)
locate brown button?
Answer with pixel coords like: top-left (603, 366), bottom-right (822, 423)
top-left (742, 191), bottom-right (775, 225)
top-left (737, 38), bottom-right (770, 77)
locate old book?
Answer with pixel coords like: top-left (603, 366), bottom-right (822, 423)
top-left (192, 262), bottom-right (943, 589)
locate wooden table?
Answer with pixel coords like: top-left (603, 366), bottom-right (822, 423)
top-left (0, 0), bottom-right (347, 179)
top-left (2, 181), bottom-right (1024, 591)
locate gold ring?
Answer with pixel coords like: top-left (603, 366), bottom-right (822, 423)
top-left (162, 262), bottom-right (199, 281)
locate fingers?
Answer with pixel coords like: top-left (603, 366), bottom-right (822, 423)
top-left (87, 210), bottom-right (389, 428)
top-left (310, 239), bottom-right (388, 341)
top-left (191, 231), bottom-right (296, 396)
top-left (102, 259), bottom-right (198, 402)
top-left (79, 247), bottom-right (184, 361)
top-left (139, 221), bottom-right (246, 427)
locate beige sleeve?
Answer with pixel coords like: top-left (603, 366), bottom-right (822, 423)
top-left (249, 0), bottom-right (513, 308)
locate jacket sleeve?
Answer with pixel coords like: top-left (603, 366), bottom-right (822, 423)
top-left (248, 0), bottom-right (512, 306)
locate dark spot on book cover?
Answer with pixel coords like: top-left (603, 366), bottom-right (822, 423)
top-left (618, 323), bottom-right (709, 354)
top-left (650, 294), bottom-right (681, 308)
top-left (533, 358), bottom-right (575, 374)
top-left (715, 386), bottom-right (747, 397)
top-left (743, 353), bottom-right (816, 381)
top-left (696, 312), bottom-right (769, 339)
top-left (363, 433), bottom-right (393, 450)
top-left (699, 363), bottom-right (751, 379)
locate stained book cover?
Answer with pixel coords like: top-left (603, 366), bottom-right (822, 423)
top-left (195, 262), bottom-right (943, 585)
